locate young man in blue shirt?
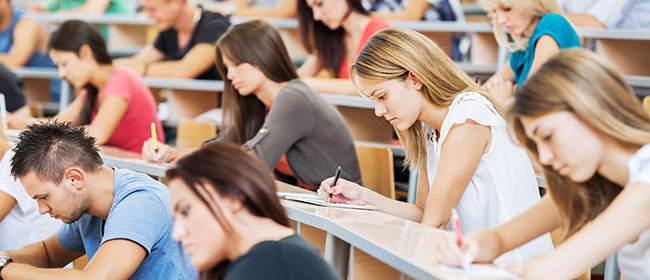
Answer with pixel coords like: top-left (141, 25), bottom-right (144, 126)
top-left (0, 121), bottom-right (193, 279)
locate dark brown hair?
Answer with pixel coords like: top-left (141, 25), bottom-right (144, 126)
top-left (510, 49), bottom-right (650, 238)
top-left (48, 20), bottom-right (112, 126)
top-left (297, 0), bottom-right (368, 78)
top-left (215, 19), bottom-right (298, 144)
top-left (166, 141), bottom-right (288, 279)
top-left (11, 121), bottom-right (103, 184)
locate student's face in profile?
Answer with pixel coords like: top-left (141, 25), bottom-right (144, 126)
top-left (221, 54), bottom-right (267, 98)
top-left (493, 5), bottom-right (535, 36)
top-left (143, 0), bottom-right (182, 30)
top-left (169, 178), bottom-right (230, 271)
top-left (20, 171), bottom-right (89, 224)
top-left (49, 48), bottom-right (94, 89)
top-left (521, 111), bottom-right (605, 183)
top-left (306, 0), bottom-right (350, 30)
top-left (357, 74), bottom-right (425, 131)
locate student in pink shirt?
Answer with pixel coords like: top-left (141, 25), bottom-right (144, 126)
top-left (10, 20), bottom-right (164, 153)
top-left (297, 0), bottom-right (391, 95)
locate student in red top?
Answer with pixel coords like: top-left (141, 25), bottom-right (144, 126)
top-left (297, 0), bottom-right (391, 95)
top-left (9, 20), bottom-right (164, 153)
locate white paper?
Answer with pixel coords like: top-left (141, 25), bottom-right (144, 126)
top-left (439, 263), bottom-right (517, 278)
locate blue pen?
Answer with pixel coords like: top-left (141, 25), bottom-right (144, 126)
top-left (328, 166), bottom-right (341, 203)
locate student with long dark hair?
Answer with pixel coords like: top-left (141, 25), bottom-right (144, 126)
top-left (296, 0), bottom-right (391, 95)
top-left (10, 20), bottom-right (164, 153)
top-left (142, 20), bottom-right (361, 189)
top-left (168, 142), bottom-right (339, 279)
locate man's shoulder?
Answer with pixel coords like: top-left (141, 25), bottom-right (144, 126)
top-left (113, 169), bottom-right (168, 204)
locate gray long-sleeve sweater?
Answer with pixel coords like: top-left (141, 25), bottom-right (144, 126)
top-left (220, 80), bottom-right (362, 187)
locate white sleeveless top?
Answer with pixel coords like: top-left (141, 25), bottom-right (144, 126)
top-left (424, 92), bottom-right (554, 265)
top-left (0, 150), bottom-right (62, 251)
top-left (618, 144), bottom-right (650, 279)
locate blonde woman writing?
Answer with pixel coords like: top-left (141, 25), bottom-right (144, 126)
top-left (438, 49), bottom-right (650, 279)
top-left (319, 28), bottom-right (552, 265)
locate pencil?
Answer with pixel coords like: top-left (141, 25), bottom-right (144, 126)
top-left (150, 122), bottom-right (158, 152)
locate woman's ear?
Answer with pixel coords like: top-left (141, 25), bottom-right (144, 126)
top-left (78, 44), bottom-right (94, 61)
top-left (408, 72), bottom-right (423, 90)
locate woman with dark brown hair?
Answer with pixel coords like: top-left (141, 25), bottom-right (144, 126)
top-left (168, 141), bottom-right (339, 279)
top-left (142, 19), bottom-right (361, 190)
top-left (296, 0), bottom-right (391, 95)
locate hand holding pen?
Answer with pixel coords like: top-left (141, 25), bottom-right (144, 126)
top-left (318, 167), bottom-right (365, 205)
top-left (436, 209), bottom-right (479, 268)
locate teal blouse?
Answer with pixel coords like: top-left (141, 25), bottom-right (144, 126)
top-left (510, 13), bottom-right (581, 86)
top-left (45, 0), bottom-right (132, 13)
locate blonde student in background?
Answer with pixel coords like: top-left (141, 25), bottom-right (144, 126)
top-left (318, 28), bottom-right (553, 265)
top-left (479, 0), bottom-right (580, 104)
top-left (437, 49), bottom-right (650, 279)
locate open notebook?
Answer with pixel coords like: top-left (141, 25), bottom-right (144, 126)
top-left (277, 192), bottom-right (378, 210)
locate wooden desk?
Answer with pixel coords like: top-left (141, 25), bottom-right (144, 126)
top-left (277, 182), bottom-right (513, 280)
top-left (99, 146), bottom-right (170, 178)
top-left (38, 13), bottom-right (157, 53)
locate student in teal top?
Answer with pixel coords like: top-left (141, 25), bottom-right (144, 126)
top-left (478, 0), bottom-right (580, 104)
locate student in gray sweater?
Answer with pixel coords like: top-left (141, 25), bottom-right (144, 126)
top-left (142, 19), bottom-right (361, 189)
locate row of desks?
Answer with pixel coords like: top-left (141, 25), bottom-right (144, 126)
top-left (33, 12), bottom-right (650, 74)
top-left (94, 144), bottom-right (510, 279)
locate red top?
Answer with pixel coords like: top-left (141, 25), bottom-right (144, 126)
top-left (338, 18), bottom-right (392, 79)
top-left (82, 66), bottom-right (165, 153)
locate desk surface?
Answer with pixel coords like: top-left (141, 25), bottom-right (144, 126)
top-left (99, 146), bottom-right (170, 177)
top-left (277, 182), bottom-right (512, 280)
top-left (38, 13), bottom-right (153, 25)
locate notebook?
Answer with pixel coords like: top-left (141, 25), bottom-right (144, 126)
top-left (277, 192), bottom-right (378, 210)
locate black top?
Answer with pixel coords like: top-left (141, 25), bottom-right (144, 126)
top-left (225, 234), bottom-right (341, 280)
top-left (153, 10), bottom-right (230, 80)
top-left (0, 63), bottom-right (26, 112)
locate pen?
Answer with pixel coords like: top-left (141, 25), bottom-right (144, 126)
top-left (451, 208), bottom-right (469, 269)
top-left (328, 166), bottom-right (341, 203)
top-left (150, 122), bottom-right (158, 152)
top-left (0, 93), bottom-right (6, 132)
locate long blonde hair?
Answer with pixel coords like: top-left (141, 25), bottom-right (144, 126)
top-left (478, 0), bottom-right (561, 51)
top-left (351, 28), bottom-right (503, 170)
top-left (510, 48), bottom-right (650, 238)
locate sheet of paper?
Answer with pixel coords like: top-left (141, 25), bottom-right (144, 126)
top-left (439, 264), bottom-right (517, 278)
top-left (277, 192), bottom-right (378, 210)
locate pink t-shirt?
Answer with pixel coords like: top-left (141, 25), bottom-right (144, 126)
top-left (338, 18), bottom-right (392, 79)
top-left (80, 66), bottom-right (164, 153)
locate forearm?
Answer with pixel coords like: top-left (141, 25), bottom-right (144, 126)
top-left (0, 54), bottom-right (31, 67)
top-left (562, 13), bottom-right (605, 28)
top-left (539, 183), bottom-right (650, 278)
top-left (302, 77), bottom-right (359, 96)
top-left (146, 61), bottom-right (203, 79)
top-left (74, 0), bottom-right (111, 14)
top-left (2, 263), bottom-right (85, 280)
top-left (6, 242), bottom-right (50, 268)
top-left (361, 188), bottom-right (424, 222)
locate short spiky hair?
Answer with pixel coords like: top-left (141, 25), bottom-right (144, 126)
top-left (11, 121), bottom-right (103, 184)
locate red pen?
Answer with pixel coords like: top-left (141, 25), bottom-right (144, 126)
top-left (451, 208), bottom-right (464, 248)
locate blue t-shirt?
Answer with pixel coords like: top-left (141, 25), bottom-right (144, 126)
top-left (57, 168), bottom-right (194, 279)
top-left (510, 13), bottom-right (581, 86)
top-left (0, 8), bottom-right (61, 101)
